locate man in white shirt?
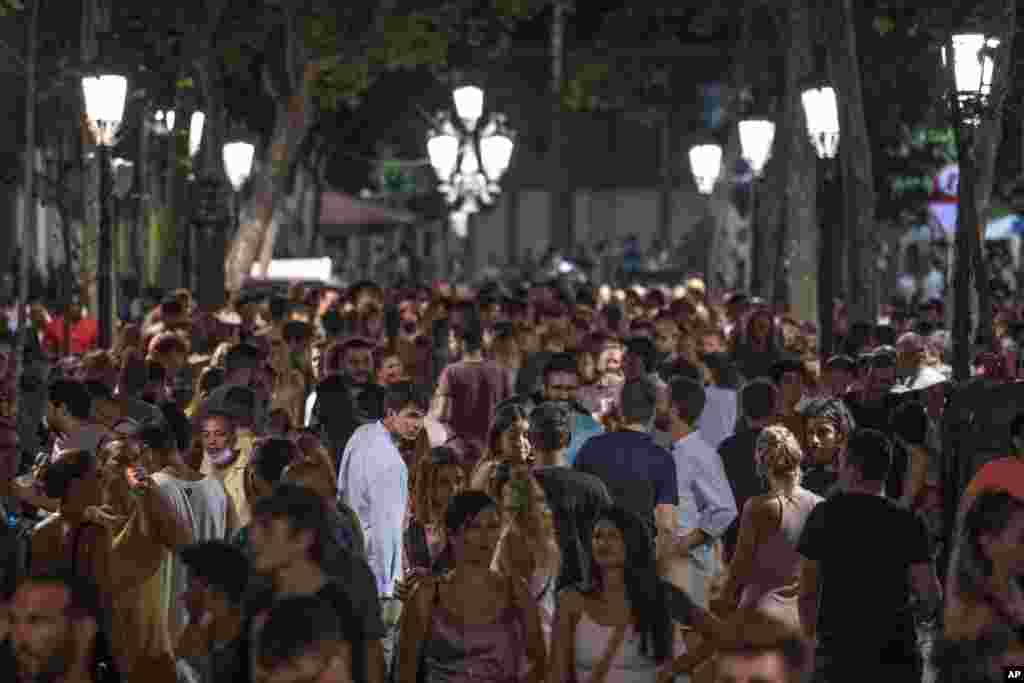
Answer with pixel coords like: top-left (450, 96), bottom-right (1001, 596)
top-left (337, 381), bottom-right (427, 673)
top-left (661, 376), bottom-right (737, 610)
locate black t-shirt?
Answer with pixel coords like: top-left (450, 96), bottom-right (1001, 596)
top-left (242, 561), bottom-right (385, 683)
top-left (717, 428), bottom-right (768, 559)
top-left (533, 466), bottom-right (614, 589)
top-left (797, 492), bottom-right (931, 660)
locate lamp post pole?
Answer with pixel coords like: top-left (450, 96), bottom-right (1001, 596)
top-left (97, 144), bottom-right (113, 349)
top-left (950, 91), bottom-right (975, 383)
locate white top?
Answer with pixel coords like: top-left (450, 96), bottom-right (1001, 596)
top-left (152, 473), bottom-right (230, 641)
top-left (574, 612), bottom-right (683, 683)
top-left (698, 385), bottom-right (738, 451)
top-left (304, 391), bottom-right (317, 427)
top-left (337, 421), bottom-right (408, 599)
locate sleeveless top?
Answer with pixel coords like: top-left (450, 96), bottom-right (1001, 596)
top-left (738, 486), bottom-right (821, 628)
top-left (422, 581), bottom-right (525, 683)
top-left (573, 613), bottom-right (662, 683)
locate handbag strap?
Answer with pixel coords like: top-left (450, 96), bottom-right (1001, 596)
top-left (589, 623), bottom-right (628, 683)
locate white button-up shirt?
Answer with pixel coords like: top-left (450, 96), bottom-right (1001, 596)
top-left (672, 432), bottom-right (737, 542)
top-left (337, 421), bottom-right (408, 599)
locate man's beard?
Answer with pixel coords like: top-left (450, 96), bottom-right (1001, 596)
top-left (15, 639), bottom-right (73, 683)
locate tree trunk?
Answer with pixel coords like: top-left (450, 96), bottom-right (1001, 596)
top-left (827, 0), bottom-right (876, 325)
top-left (548, 0), bottom-right (573, 253)
top-left (779, 0), bottom-right (818, 322)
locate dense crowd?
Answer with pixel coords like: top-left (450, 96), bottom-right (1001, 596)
top-left (0, 277), bottom-right (1022, 683)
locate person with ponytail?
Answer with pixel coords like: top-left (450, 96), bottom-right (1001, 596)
top-left (713, 425), bottom-right (822, 631)
top-left (397, 491), bottom-right (545, 683)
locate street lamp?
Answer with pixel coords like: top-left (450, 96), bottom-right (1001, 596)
top-left (803, 84), bottom-right (842, 357)
top-left (154, 109), bottom-right (176, 135)
top-left (81, 73), bottom-right (128, 349)
top-left (427, 85), bottom-right (515, 279)
top-left (801, 87), bottom-right (840, 160)
top-left (738, 119), bottom-right (775, 295)
top-left (222, 141), bottom-right (255, 193)
top-left (738, 119), bottom-right (775, 177)
top-left (689, 144), bottom-right (722, 195)
top-left (189, 111), bottom-right (205, 159)
top-left (942, 31), bottom-right (1001, 384)
top-left (943, 33), bottom-right (1000, 125)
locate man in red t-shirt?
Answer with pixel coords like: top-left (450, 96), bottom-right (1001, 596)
top-left (960, 412), bottom-right (1024, 517)
top-left (43, 303), bottom-right (99, 355)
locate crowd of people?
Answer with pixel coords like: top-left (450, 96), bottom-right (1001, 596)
top-left (0, 276), bottom-right (1021, 683)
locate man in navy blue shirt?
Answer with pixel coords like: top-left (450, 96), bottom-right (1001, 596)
top-left (573, 377), bottom-right (679, 556)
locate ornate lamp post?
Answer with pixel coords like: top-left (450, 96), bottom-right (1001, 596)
top-left (738, 118), bottom-right (775, 293)
top-left (81, 73), bottom-right (128, 349)
top-left (427, 85), bottom-right (515, 280)
top-left (802, 85), bottom-right (841, 355)
top-left (943, 32), bottom-right (1000, 381)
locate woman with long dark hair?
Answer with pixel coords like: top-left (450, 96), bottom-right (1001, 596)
top-left (406, 446), bottom-right (467, 573)
top-left (397, 491), bottom-right (545, 683)
top-left (311, 373), bottom-right (365, 469)
top-left (469, 403), bottom-right (532, 497)
top-left (547, 505), bottom-right (678, 683)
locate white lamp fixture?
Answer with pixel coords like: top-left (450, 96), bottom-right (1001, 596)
top-left (82, 74), bottom-right (128, 147)
top-left (427, 87), bottom-right (516, 219)
top-left (189, 111), bottom-right (206, 158)
top-left (427, 123), bottom-right (460, 180)
top-left (943, 33), bottom-right (1000, 98)
top-left (738, 119), bottom-right (776, 177)
top-left (801, 86), bottom-right (840, 159)
top-left (453, 85), bottom-right (484, 131)
top-left (689, 143), bottom-right (723, 195)
top-left (479, 117), bottom-right (514, 182)
top-left (222, 141), bottom-right (255, 192)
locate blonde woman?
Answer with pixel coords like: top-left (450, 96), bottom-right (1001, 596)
top-left (713, 425), bottom-right (822, 631)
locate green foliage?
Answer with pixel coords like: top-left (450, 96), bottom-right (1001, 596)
top-left (368, 13), bottom-right (449, 70)
top-left (0, 0), bottom-right (22, 15)
top-left (491, 0), bottom-right (548, 22)
top-left (564, 61), bottom-right (612, 112)
top-left (311, 60), bottom-right (370, 111)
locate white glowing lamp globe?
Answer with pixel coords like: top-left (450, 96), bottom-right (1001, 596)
top-left (427, 131), bottom-right (460, 181)
top-left (189, 111), bottom-right (206, 158)
top-left (453, 85), bottom-right (484, 130)
top-left (943, 33), bottom-right (1000, 98)
top-left (689, 144), bottom-right (723, 195)
top-left (222, 141), bottom-right (255, 192)
top-left (801, 86), bottom-right (840, 159)
top-left (738, 119), bottom-right (776, 177)
top-left (164, 110), bottom-right (176, 132)
top-left (480, 132), bottom-right (514, 182)
top-left (81, 74), bottom-right (128, 146)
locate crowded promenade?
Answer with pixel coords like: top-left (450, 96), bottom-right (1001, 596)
top-left (0, 275), bottom-right (1021, 683)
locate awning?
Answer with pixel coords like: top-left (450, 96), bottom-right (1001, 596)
top-left (319, 191), bottom-right (415, 237)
